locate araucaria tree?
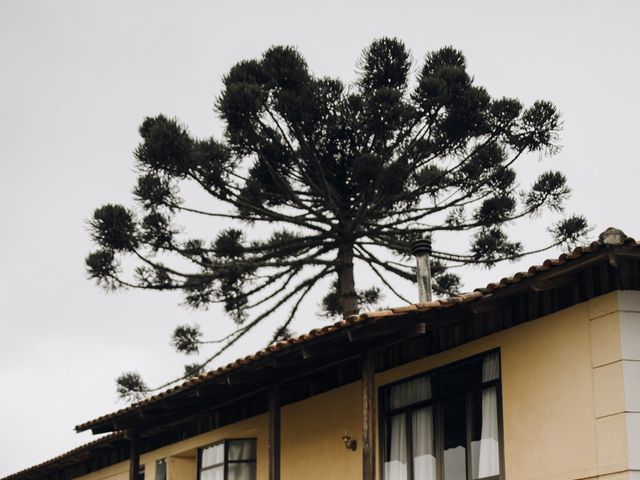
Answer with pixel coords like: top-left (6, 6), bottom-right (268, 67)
top-left (87, 38), bottom-right (588, 398)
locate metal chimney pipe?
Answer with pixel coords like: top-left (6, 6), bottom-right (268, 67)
top-left (411, 238), bottom-right (433, 303)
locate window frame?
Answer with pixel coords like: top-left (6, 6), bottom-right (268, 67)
top-left (196, 438), bottom-right (257, 480)
top-left (379, 349), bottom-right (505, 480)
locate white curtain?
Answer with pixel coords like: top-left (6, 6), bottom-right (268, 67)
top-left (477, 354), bottom-right (500, 479)
top-left (227, 463), bottom-right (256, 480)
top-left (412, 407), bottom-right (436, 480)
top-left (389, 376), bottom-right (432, 409)
top-left (201, 443), bottom-right (224, 467)
top-left (228, 440), bottom-right (256, 461)
top-left (385, 413), bottom-right (408, 480)
top-left (385, 376), bottom-right (434, 480)
top-left (154, 460), bottom-right (166, 480)
top-left (200, 467), bottom-right (224, 480)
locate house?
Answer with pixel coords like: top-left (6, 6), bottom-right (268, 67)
top-left (4, 228), bottom-right (640, 480)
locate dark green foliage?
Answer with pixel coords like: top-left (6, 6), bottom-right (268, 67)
top-left (515, 101), bottom-right (562, 152)
top-left (272, 326), bottom-right (293, 343)
top-left (551, 216), bottom-right (591, 247)
top-left (135, 115), bottom-right (193, 177)
top-left (89, 205), bottom-right (137, 251)
top-left (85, 249), bottom-right (120, 290)
top-left (171, 324), bottom-right (203, 354)
top-left (133, 174), bottom-right (179, 210)
top-left (115, 372), bottom-right (148, 402)
top-left (433, 272), bottom-right (462, 297)
top-left (475, 195), bottom-right (516, 224)
top-left (140, 212), bottom-right (175, 250)
top-left (472, 228), bottom-right (523, 266)
top-left (214, 229), bottom-right (245, 258)
top-left (182, 275), bottom-right (216, 310)
top-left (86, 39), bottom-right (589, 400)
top-left (321, 281), bottom-right (383, 318)
top-left (358, 37), bottom-right (411, 91)
top-left (430, 259), bottom-right (462, 297)
top-left (184, 363), bottom-right (203, 378)
top-left (526, 171), bottom-right (571, 210)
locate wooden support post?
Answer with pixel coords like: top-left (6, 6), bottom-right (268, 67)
top-left (362, 351), bottom-right (376, 480)
top-left (127, 430), bottom-right (140, 480)
top-left (269, 383), bottom-right (281, 480)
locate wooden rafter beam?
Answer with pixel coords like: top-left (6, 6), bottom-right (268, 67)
top-left (362, 350), bottom-right (376, 480)
top-left (226, 368), bottom-right (275, 386)
top-left (127, 430), bottom-right (139, 480)
top-left (301, 338), bottom-right (350, 360)
top-left (348, 320), bottom-right (425, 342)
top-left (268, 384), bottom-right (281, 480)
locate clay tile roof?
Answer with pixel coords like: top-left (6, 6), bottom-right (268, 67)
top-left (74, 228), bottom-right (639, 433)
top-left (1, 433), bottom-right (125, 480)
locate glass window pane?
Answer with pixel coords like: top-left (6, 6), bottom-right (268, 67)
top-left (440, 359), bottom-right (483, 395)
top-left (228, 439), bottom-right (257, 461)
top-left (201, 443), bottom-right (224, 468)
top-left (155, 459), bottom-right (166, 480)
top-left (412, 407), bottom-right (436, 480)
top-left (471, 388), bottom-right (500, 479)
top-left (384, 413), bottom-right (408, 480)
top-left (200, 466), bottom-right (224, 480)
top-left (440, 354), bottom-right (500, 395)
top-left (388, 375), bottom-right (432, 409)
top-left (228, 462), bottom-right (256, 480)
top-left (443, 395), bottom-right (467, 480)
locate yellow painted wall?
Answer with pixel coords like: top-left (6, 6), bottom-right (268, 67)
top-left (146, 414), bottom-right (269, 480)
top-left (78, 415), bottom-right (269, 480)
top-left (167, 457), bottom-right (196, 480)
top-left (374, 291), bottom-right (630, 480)
top-left (72, 291), bottom-right (635, 480)
top-left (73, 460), bottom-right (128, 480)
top-left (281, 381), bottom-right (363, 479)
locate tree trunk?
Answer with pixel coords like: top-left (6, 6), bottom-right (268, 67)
top-left (337, 243), bottom-right (358, 317)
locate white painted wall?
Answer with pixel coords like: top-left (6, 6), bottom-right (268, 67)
top-left (616, 292), bottom-right (640, 473)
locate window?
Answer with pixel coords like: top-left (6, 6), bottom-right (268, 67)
top-left (198, 439), bottom-right (257, 480)
top-left (155, 459), bottom-right (166, 480)
top-left (381, 352), bottom-right (502, 480)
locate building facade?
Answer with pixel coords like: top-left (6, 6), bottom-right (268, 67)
top-left (5, 229), bottom-right (640, 480)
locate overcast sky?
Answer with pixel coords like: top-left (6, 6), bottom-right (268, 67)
top-left (1, 0), bottom-right (639, 476)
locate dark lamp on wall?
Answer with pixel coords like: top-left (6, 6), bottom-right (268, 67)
top-left (342, 431), bottom-right (357, 451)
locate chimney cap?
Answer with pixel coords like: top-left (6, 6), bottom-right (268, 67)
top-left (411, 238), bottom-right (432, 256)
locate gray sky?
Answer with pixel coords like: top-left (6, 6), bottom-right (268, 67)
top-left (1, 0), bottom-right (639, 476)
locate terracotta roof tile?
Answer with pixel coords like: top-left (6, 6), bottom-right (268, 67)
top-left (390, 305), bottom-right (418, 313)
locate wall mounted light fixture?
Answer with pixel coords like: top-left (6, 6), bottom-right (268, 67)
top-left (342, 431), bottom-right (357, 451)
